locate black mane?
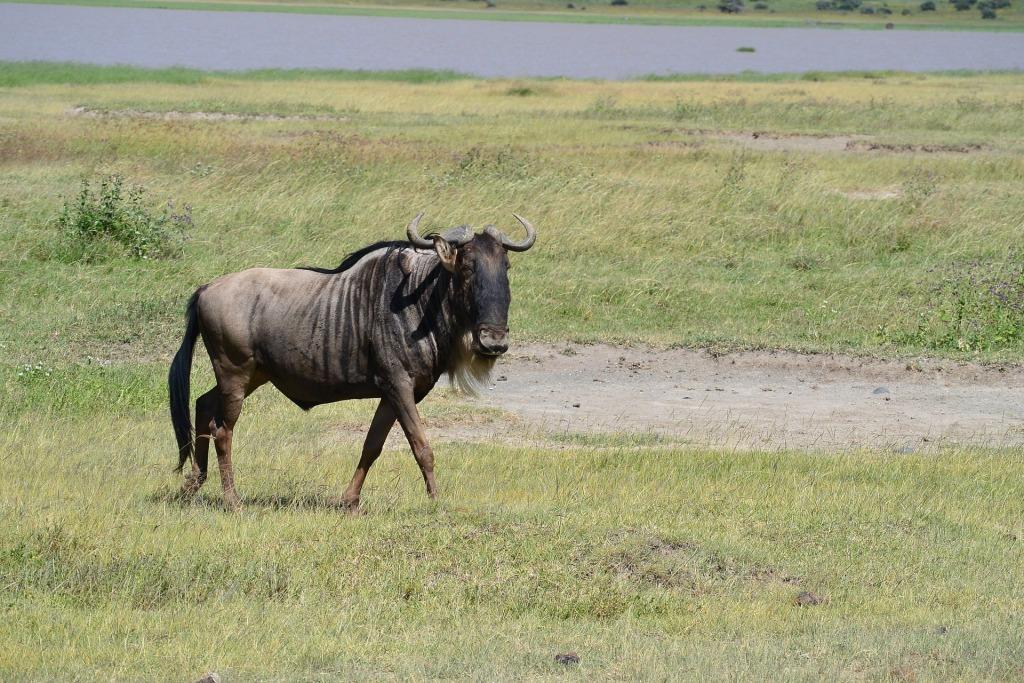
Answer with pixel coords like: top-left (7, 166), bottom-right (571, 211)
top-left (300, 240), bottom-right (410, 275)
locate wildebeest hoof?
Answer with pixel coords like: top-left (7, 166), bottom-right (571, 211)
top-left (338, 497), bottom-right (364, 515)
top-left (222, 494), bottom-right (243, 512)
top-left (181, 474), bottom-right (206, 498)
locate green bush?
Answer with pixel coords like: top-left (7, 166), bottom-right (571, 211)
top-left (54, 174), bottom-right (191, 262)
top-left (879, 258), bottom-right (1024, 352)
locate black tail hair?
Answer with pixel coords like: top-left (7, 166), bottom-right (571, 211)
top-left (169, 288), bottom-right (203, 472)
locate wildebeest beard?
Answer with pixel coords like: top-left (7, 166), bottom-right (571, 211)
top-left (448, 332), bottom-right (498, 395)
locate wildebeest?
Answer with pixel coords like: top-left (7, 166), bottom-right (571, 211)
top-left (169, 213), bottom-right (536, 511)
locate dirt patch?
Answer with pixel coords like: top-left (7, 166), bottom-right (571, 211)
top-left (658, 129), bottom-right (987, 156)
top-left (66, 105), bottom-right (347, 123)
top-left (711, 130), bottom-right (868, 153)
top-left (845, 140), bottom-right (986, 154)
top-left (467, 343), bottom-right (1024, 451)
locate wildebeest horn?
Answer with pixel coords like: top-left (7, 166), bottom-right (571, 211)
top-left (502, 214), bottom-right (537, 252)
top-left (408, 214), bottom-right (475, 248)
top-left (406, 212), bottom-right (434, 249)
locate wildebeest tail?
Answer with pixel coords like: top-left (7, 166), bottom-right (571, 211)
top-left (169, 287), bottom-right (203, 471)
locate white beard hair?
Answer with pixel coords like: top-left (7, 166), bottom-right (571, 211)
top-left (447, 332), bottom-right (497, 396)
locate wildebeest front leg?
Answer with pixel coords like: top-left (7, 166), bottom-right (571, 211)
top-left (339, 399), bottom-right (397, 510)
top-left (385, 378), bottom-right (438, 499)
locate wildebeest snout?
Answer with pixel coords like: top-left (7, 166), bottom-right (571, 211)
top-left (475, 326), bottom-right (509, 356)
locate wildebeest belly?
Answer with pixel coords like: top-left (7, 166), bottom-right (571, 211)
top-left (252, 323), bottom-right (379, 406)
top-left (268, 374), bottom-right (381, 410)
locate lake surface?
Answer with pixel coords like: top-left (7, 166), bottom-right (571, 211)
top-left (2, 3), bottom-right (1024, 77)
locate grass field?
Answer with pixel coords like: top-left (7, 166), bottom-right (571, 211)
top-left (9, 0), bottom-right (1024, 31)
top-left (1, 63), bottom-right (1023, 680)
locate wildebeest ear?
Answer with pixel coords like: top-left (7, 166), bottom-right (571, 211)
top-left (434, 237), bottom-right (458, 273)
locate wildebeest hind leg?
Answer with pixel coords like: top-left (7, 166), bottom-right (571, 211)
top-left (210, 371), bottom-right (266, 512)
top-left (339, 399), bottom-right (397, 511)
top-left (385, 379), bottom-right (438, 500)
top-left (212, 390), bottom-right (244, 512)
top-left (181, 388), bottom-right (218, 498)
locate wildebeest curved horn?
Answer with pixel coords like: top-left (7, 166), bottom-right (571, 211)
top-left (502, 214), bottom-right (537, 252)
top-left (406, 212), bottom-right (434, 249)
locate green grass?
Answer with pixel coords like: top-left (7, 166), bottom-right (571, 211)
top-left (7, 0), bottom-right (1024, 31)
top-left (0, 62), bottom-right (470, 88)
top-left (2, 64), bottom-right (1023, 362)
top-left (2, 388), bottom-right (1023, 680)
top-left (1, 61), bottom-right (1019, 89)
top-left (1, 64), bottom-right (1024, 678)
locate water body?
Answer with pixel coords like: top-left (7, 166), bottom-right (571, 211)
top-left (1, 3), bottom-right (1023, 77)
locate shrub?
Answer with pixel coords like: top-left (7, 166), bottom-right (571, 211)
top-left (54, 174), bottom-right (191, 262)
top-left (610, 0), bottom-right (628, 5)
top-left (861, 6), bottom-right (875, 12)
top-left (835, 0), bottom-right (861, 10)
top-left (878, 6), bottom-right (893, 12)
top-left (718, 0), bottom-right (744, 12)
top-left (981, 5), bottom-right (997, 15)
top-left (919, 0), bottom-right (935, 9)
top-left (878, 258), bottom-right (1024, 352)
top-left (816, 0), bottom-right (833, 8)
top-left (754, 2), bottom-right (768, 8)
top-left (901, 7), bottom-right (912, 12)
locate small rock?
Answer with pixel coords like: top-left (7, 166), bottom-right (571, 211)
top-left (794, 590), bottom-right (825, 607)
top-left (194, 674), bottom-right (221, 683)
top-left (554, 653), bottom-right (580, 666)
top-left (572, 402), bottom-right (581, 408)
top-left (936, 625), bottom-right (948, 635)
top-left (895, 445), bottom-right (914, 454)
top-left (872, 386), bottom-right (890, 395)
top-left (496, 375), bottom-right (507, 381)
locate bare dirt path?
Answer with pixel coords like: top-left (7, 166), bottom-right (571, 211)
top-left (468, 343), bottom-right (1024, 451)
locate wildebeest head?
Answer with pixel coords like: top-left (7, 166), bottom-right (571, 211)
top-left (407, 213), bottom-right (536, 358)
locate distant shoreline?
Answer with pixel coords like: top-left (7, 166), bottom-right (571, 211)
top-left (4, 0), bottom-right (1024, 32)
